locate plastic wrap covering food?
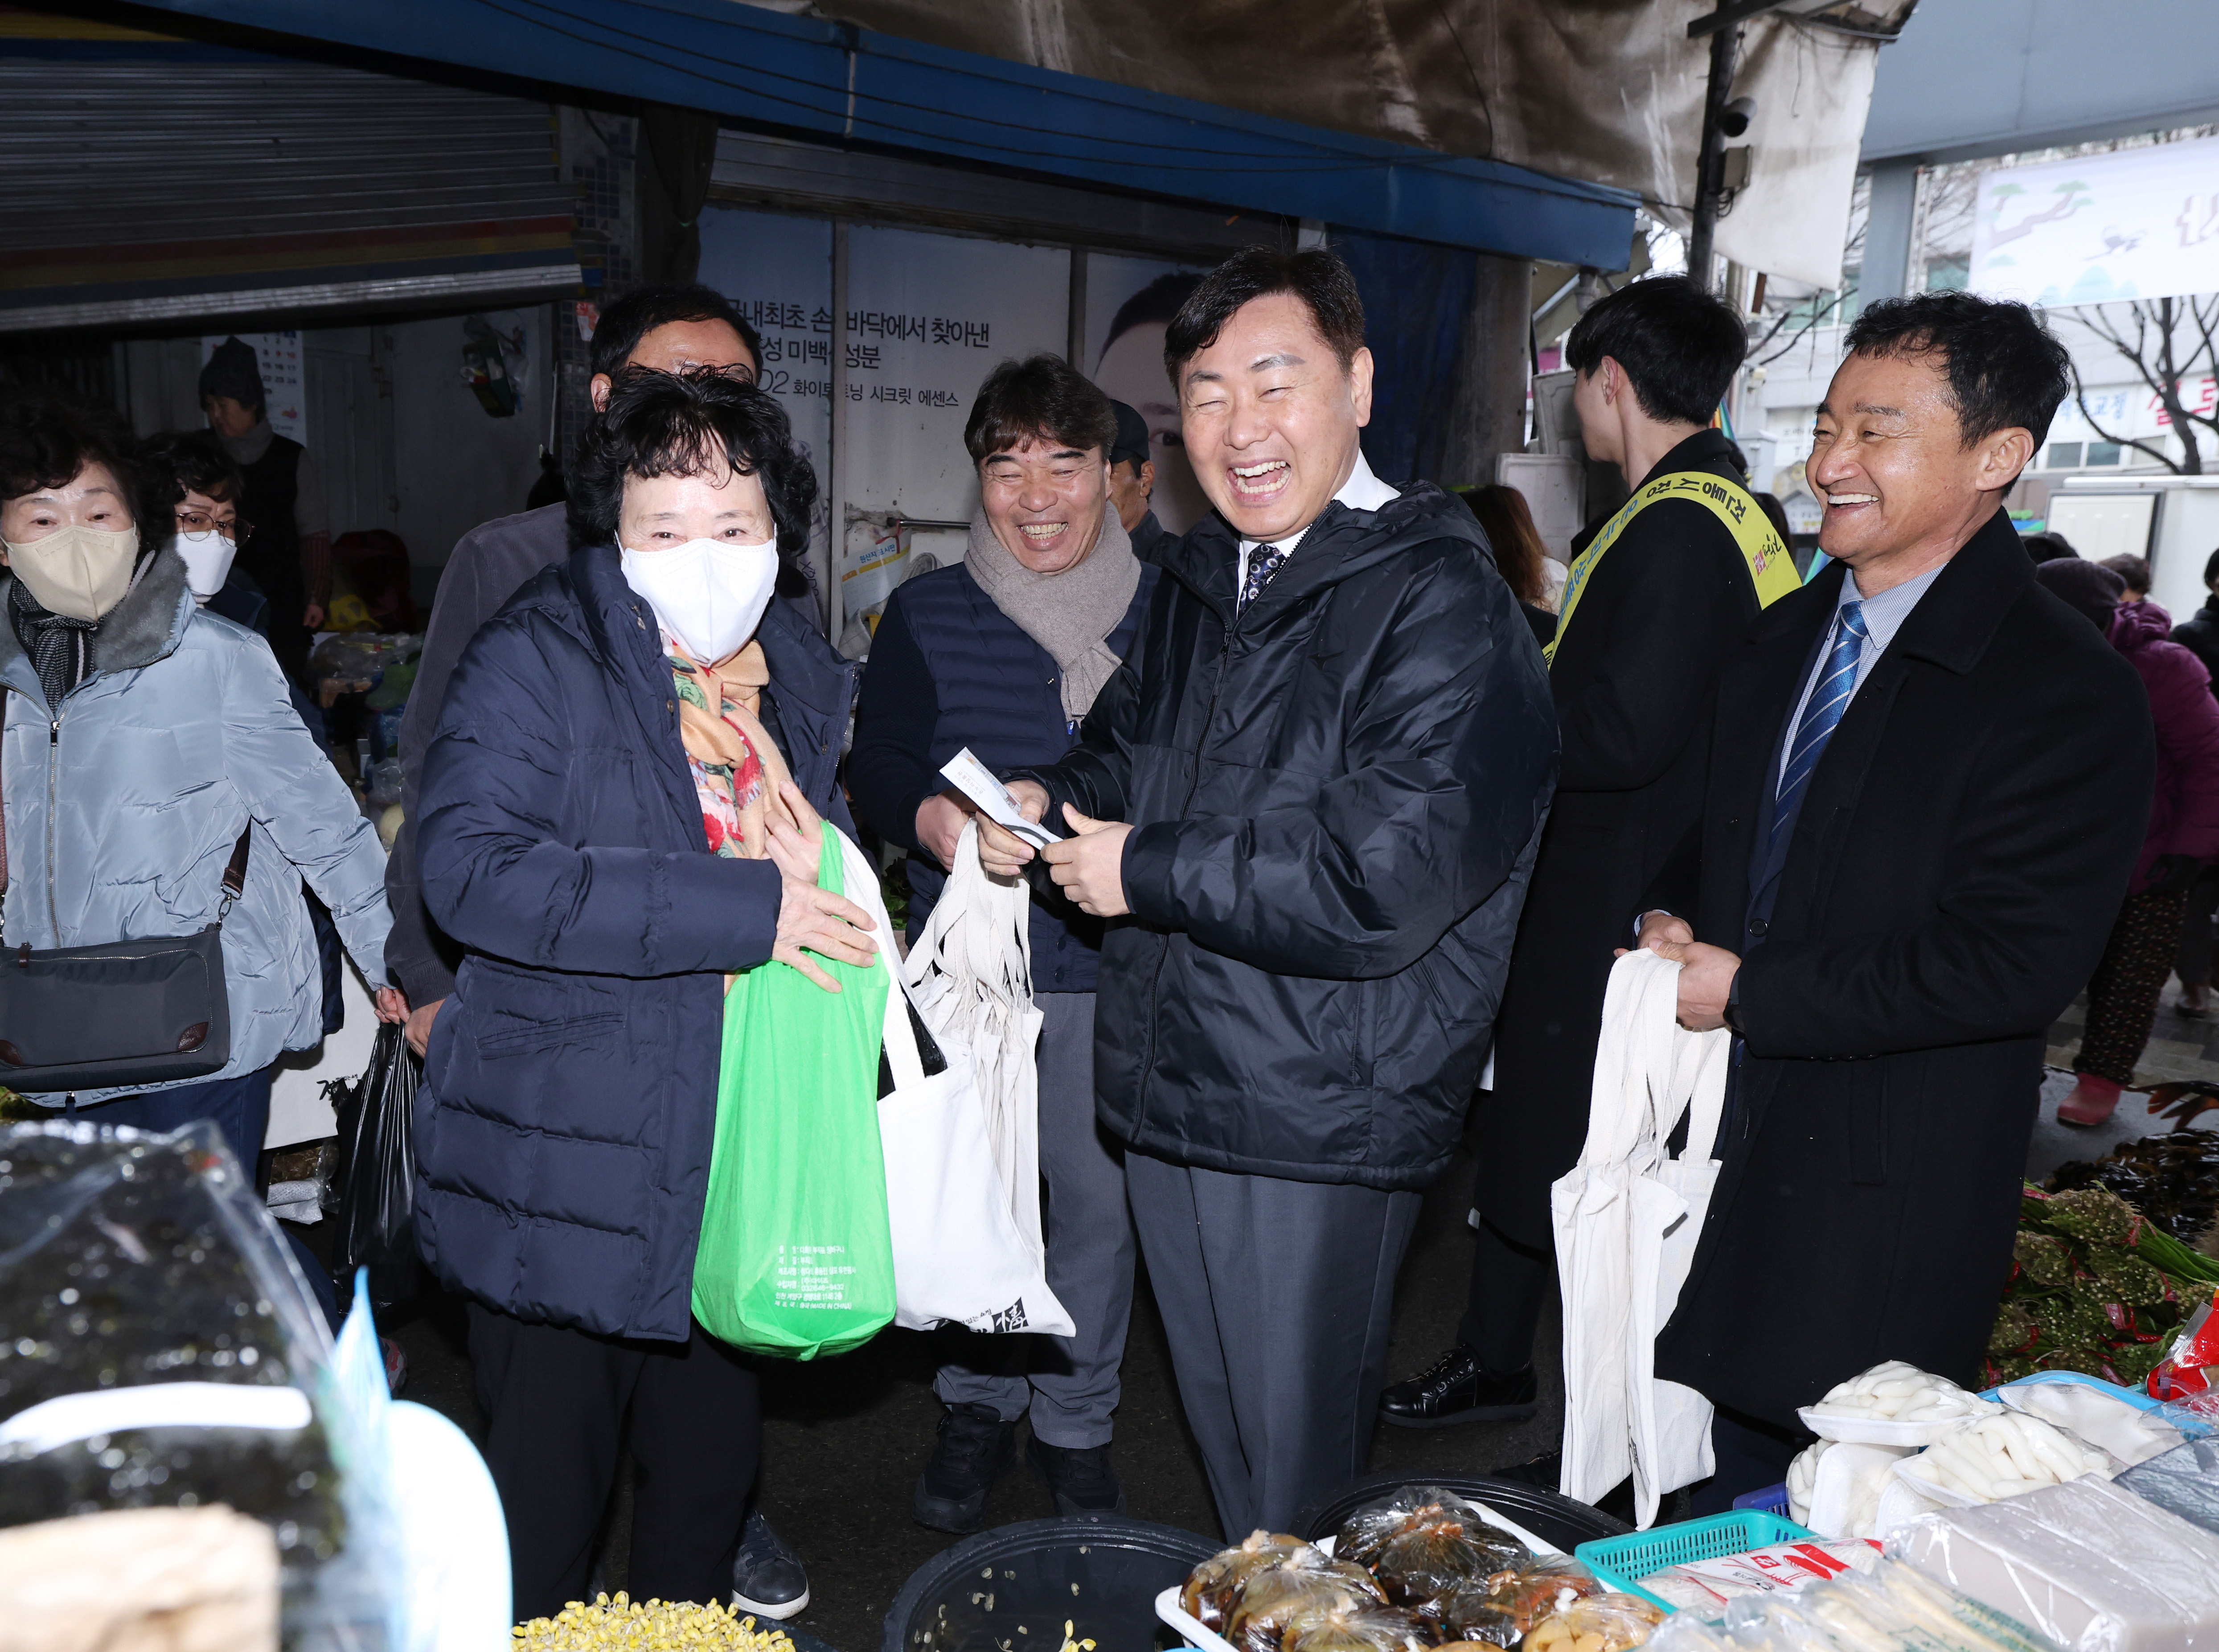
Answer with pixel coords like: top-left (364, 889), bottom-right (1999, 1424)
top-left (1337, 1486), bottom-right (1530, 1582)
top-left (0, 1122), bottom-right (391, 1651)
top-left (1995, 1383), bottom-right (2180, 1469)
top-left (1226, 1562), bottom-right (1390, 1652)
top-left (1525, 1594), bottom-right (1664, 1652)
top-left (1369, 1505), bottom-right (1530, 1609)
top-left (1185, 1533), bottom-right (1325, 1630)
top-left (2114, 1437), bottom-right (2219, 1536)
top-left (1635, 1540), bottom-right (1881, 1611)
top-left (1784, 1561), bottom-right (2062, 1652)
top-left (1646, 1611), bottom-right (1733, 1652)
top-left (1885, 1474), bottom-right (2219, 1652)
top-left (1435, 1559), bottom-right (1605, 1645)
top-left (1894, 1413), bottom-right (2112, 1507)
top-left (1279, 1603), bottom-right (1431, 1652)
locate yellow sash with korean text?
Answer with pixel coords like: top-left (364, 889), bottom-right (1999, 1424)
top-left (1542, 471), bottom-right (1802, 667)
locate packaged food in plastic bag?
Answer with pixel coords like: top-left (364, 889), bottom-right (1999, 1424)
top-left (1371, 1509), bottom-right (1530, 1607)
top-left (1227, 1561), bottom-right (1389, 1652)
top-left (1337, 1485), bottom-right (1529, 1579)
top-left (1852, 1556), bottom-right (2063, 1652)
top-left (1281, 1603), bottom-right (1432, 1652)
top-left (1183, 1533), bottom-right (1329, 1631)
top-left (1523, 1593), bottom-right (1663, 1652)
top-left (1645, 1613), bottom-right (1732, 1652)
top-left (0, 1120), bottom-right (395, 1648)
top-left (2149, 1288), bottom-right (2219, 1403)
top-left (1435, 1559), bottom-right (1604, 1644)
top-left (1635, 1540), bottom-right (1879, 1611)
top-left (2114, 1435), bottom-right (2219, 1535)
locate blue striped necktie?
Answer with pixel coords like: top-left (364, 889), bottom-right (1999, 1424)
top-left (1772, 600), bottom-right (1868, 853)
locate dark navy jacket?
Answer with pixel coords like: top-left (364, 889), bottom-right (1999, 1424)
top-left (849, 560), bottom-right (1158, 994)
top-left (412, 545), bottom-right (858, 1342)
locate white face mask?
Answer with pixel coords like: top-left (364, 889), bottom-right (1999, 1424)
top-left (174, 529), bottom-right (238, 603)
top-left (619, 536), bottom-right (781, 664)
top-left (3, 522), bottom-right (139, 621)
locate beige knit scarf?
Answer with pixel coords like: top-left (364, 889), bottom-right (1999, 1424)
top-left (964, 504), bottom-right (1140, 720)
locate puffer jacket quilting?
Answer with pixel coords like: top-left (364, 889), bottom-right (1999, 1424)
top-left (0, 550), bottom-right (392, 1102)
top-left (1018, 482), bottom-right (1559, 1190)
top-left (411, 545), bottom-right (859, 1342)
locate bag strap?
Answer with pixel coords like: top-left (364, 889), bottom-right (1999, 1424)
top-left (218, 822), bottom-right (253, 918)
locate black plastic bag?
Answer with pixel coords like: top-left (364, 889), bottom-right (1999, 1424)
top-left (331, 1022), bottom-right (421, 1306)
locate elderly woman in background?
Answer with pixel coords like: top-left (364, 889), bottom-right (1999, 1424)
top-left (850, 353), bottom-right (1157, 1533)
top-left (411, 368), bottom-right (873, 1620)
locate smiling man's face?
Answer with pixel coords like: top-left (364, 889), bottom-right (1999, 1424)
top-left (981, 435), bottom-right (1111, 574)
top-left (1808, 348), bottom-right (2030, 588)
top-left (1177, 292), bottom-right (1373, 545)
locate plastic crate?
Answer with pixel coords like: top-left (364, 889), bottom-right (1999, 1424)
top-left (1574, 1509), bottom-right (1817, 1611)
top-left (1732, 1482), bottom-right (1790, 1516)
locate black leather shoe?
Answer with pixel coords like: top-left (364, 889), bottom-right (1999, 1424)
top-left (1378, 1344), bottom-right (1538, 1428)
top-left (1027, 1435), bottom-right (1129, 1516)
top-left (913, 1403), bottom-right (1019, 1533)
top-left (731, 1508), bottom-right (809, 1620)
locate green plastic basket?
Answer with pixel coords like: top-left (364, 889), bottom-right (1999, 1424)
top-left (1574, 1509), bottom-right (1817, 1611)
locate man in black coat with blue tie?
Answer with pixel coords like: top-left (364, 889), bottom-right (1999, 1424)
top-left (1636, 292), bottom-right (2154, 1509)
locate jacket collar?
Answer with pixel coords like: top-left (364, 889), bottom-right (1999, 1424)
top-left (1858, 507), bottom-right (2029, 676)
top-left (0, 547), bottom-right (194, 701)
top-left (1159, 481), bottom-right (1479, 623)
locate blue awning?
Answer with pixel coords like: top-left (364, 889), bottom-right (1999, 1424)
top-left (126, 0), bottom-right (1638, 268)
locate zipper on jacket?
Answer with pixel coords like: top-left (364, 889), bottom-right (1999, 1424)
top-left (1133, 613), bottom-right (1236, 1138)
top-left (46, 711), bottom-right (61, 939)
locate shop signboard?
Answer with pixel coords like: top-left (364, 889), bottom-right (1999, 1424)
top-left (1970, 134), bottom-right (2219, 310)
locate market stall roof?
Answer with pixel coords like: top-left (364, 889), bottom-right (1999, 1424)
top-left (120, 0), bottom-right (1639, 269)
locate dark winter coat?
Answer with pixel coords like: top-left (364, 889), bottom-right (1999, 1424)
top-left (411, 546), bottom-right (859, 1342)
top-left (2111, 600), bottom-right (2219, 893)
top-left (1476, 429), bottom-right (1765, 1246)
top-left (1017, 482), bottom-right (1558, 1191)
top-left (1646, 511), bottom-right (2154, 1427)
top-left (848, 559), bottom-right (1158, 994)
top-left (2168, 597), bottom-right (2219, 701)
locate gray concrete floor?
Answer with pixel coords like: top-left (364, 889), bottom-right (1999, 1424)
top-left (288, 990), bottom-right (2217, 1652)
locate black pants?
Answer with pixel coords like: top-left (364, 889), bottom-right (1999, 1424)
top-left (468, 1304), bottom-right (761, 1619)
top-left (1457, 1210), bottom-right (1554, 1375)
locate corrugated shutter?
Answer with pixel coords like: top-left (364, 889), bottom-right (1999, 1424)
top-left (2, 55), bottom-right (578, 331)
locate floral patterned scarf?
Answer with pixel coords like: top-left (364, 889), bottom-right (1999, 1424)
top-left (664, 631), bottom-right (800, 859)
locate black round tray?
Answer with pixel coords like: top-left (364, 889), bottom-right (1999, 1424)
top-left (1299, 1473), bottom-right (1631, 1554)
top-left (882, 1515), bottom-right (1219, 1652)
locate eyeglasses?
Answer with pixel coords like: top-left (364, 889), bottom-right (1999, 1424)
top-left (176, 509), bottom-right (252, 541)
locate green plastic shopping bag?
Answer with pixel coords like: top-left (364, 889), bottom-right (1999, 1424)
top-left (691, 821), bottom-right (894, 1358)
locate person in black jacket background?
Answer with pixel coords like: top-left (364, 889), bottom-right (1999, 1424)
top-left (1385, 276), bottom-right (1788, 1430)
top-left (980, 248), bottom-right (1557, 1536)
top-left (850, 357), bottom-right (1158, 1532)
top-left (1636, 292), bottom-right (2153, 1509)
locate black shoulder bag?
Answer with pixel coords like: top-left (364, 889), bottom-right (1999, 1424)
top-left (0, 685), bottom-right (252, 1094)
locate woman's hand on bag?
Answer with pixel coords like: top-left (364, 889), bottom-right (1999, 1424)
top-left (976, 780), bottom-right (1050, 876)
top-left (767, 809), bottom-right (878, 992)
top-left (916, 790), bottom-right (973, 872)
top-left (373, 986), bottom-right (409, 1025)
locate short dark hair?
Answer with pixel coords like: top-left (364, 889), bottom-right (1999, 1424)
top-left (141, 430), bottom-right (244, 513)
top-left (2100, 553), bottom-right (2150, 594)
top-left (964, 355), bottom-right (1117, 467)
top-left (568, 369), bottom-right (817, 593)
top-left (0, 393), bottom-right (145, 525)
top-left (591, 284), bottom-right (765, 381)
top-left (1563, 275), bottom-right (1745, 426)
top-left (1164, 247), bottom-right (1365, 386)
top-left (1843, 291), bottom-right (2071, 451)
top-left (2203, 546), bottom-right (2219, 587)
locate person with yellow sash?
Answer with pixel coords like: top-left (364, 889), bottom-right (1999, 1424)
top-left (1381, 275), bottom-right (1797, 1433)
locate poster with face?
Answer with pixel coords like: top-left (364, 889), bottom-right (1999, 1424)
top-left (1083, 254), bottom-right (1209, 534)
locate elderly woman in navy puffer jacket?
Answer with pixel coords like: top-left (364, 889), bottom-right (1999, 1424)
top-left (412, 369), bottom-right (874, 1620)
top-left (2035, 558), bottom-right (2219, 1124)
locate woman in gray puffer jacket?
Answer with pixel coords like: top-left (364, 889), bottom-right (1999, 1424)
top-left (0, 396), bottom-right (402, 1175)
